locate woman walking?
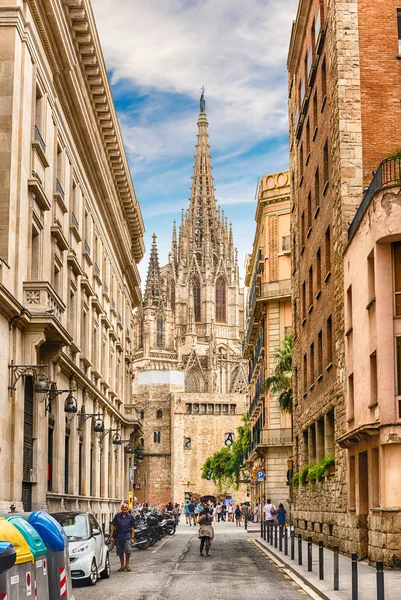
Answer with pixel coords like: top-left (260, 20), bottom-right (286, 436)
top-left (235, 504), bottom-right (242, 527)
top-left (198, 503), bottom-right (214, 556)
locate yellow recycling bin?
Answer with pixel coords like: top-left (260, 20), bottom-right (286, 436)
top-left (0, 518), bottom-right (34, 599)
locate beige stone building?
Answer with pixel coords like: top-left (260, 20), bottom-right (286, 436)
top-left (0, 0), bottom-right (144, 527)
top-left (289, 0), bottom-right (401, 565)
top-left (243, 171), bottom-right (292, 515)
top-left (133, 97), bottom-right (248, 506)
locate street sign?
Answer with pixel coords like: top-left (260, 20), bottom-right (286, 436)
top-left (134, 483), bottom-right (140, 490)
top-left (256, 470), bottom-right (265, 481)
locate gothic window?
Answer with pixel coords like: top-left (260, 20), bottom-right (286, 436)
top-left (225, 433), bottom-right (235, 447)
top-left (185, 369), bottom-right (200, 392)
top-left (156, 410), bottom-right (163, 419)
top-left (154, 431), bottom-right (161, 444)
top-left (156, 316), bottom-right (163, 348)
top-left (140, 438), bottom-right (144, 447)
top-left (215, 277), bottom-right (226, 323)
top-left (185, 437), bottom-right (191, 449)
top-left (192, 277), bottom-right (201, 322)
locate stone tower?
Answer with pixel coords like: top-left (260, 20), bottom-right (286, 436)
top-left (132, 93), bottom-right (248, 505)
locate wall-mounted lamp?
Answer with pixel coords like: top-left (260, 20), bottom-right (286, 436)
top-left (44, 387), bottom-right (77, 418)
top-left (98, 428), bottom-right (120, 442)
top-left (8, 361), bottom-right (49, 397)
top-left (77, 413), bottom-right (104, 434)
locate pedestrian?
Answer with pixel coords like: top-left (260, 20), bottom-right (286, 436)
top-left (227, 503), bottom-right (233, 522)
top-left (241, 503), bottom-right (249, 526)
top-left (173, 503), bottom-right (180, 525)
top-left (254, 503), bottom-right (259, 523)
top-left (110, 502), bottom-right (135, 572)
top-left (188, 499), bottom-right (196, 526)
top-left (276, 503), bottom-right (287, 535)
top-left (184, 501), bottom-right (190, 524)
top-left (221, 503), bottom-right (227, 522)
top-left (216, 502), bottom-right (222, 522)
top-left (263, 498), bottom-right (277, 532)
top-left (166, 501), bottom-right (173, 512)
top-left (198, 503), bottom-right (214, 556)
top-left (234, 504), bottom-right (241, 527)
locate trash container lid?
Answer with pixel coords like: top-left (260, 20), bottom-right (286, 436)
top-left (0, 542), bottom-right (16, 573)
top-left (0, 519), bottom-right (34, 564)
top-left (28, 512), bottom-right (67, 552)
top-left (6, 516), bottom-right (47, 559)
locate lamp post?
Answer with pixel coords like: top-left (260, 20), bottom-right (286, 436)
top-left (8, 361), bottom-right (50, 397)
top-left (77, 413), bottom-right (105, 434)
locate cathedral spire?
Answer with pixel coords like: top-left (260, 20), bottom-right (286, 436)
top-left (144, 233), bottom-right (161, 306)
top-left (188, 90), bottom-right (218, 251)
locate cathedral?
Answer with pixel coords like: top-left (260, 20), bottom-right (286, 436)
top-left (132, 93), bottom-right (248, 505)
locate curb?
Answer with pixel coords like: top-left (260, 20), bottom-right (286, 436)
top-left (253, 538), bottom-right (333, 600)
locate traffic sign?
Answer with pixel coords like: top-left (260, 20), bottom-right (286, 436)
top-left (256, 470), bottom-right (265, 481)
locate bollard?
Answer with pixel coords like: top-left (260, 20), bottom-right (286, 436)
top-left (376, 561), bottom-right (385, 600)
top-left (274, 524), bottom-right (278, 548)
top-left (291, 529), bottom-right (295, 560)
top-left (319, 541), bottom-right (324, 580)
top-left (264, 521), bottom-right (267, 542)
top-left (298, 534), bottom-right (302, 565)
top-left (279, 527), bottom-right (283, 552)
top-left (284, 527), bottom-right (288, 556)
top-left (270, 523), bottom-right (273, 545)
top-left (351, 553), bottom-right (358, 600)
top-left (245, 517), bottom-right (248, 531)
top-left (308, 536), bottom-right (312, 572)
top-left (261, 521), bottom-right (263, 539)
top-left (333, 546), bottom-right (339, 591)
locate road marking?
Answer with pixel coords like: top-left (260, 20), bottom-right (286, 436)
top-left (152, 538), bottom-right (171, 554)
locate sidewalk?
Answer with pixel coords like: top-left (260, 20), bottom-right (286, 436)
top-left (247, 525), bottom-right (401, 600)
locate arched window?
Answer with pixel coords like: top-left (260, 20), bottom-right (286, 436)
top-left (192, 278), bottom-right (201, 322)
top-left (185, 369), bottom-right (200, 393)
top-left (140, 438), bottom-right (144, 447)
top-left (216, 276), bottom-right (226, 323)
top-left (156, 410), bottom-right (163, 419)
top-left (154, 431), bottom-right (161, 444)
top-left (156, 316), bottom-right (163, 348)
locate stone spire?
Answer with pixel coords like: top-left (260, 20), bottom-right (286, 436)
top-left (187, 90), bottom-right (218, 251)
top-left (144, 233), bottom-right (161, 306)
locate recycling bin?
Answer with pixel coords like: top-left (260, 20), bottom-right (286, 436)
top-left (27, 512), bottom-right (74, 600)
top-left (0, 542), bottom-right (16, 573)
top-left (6, 516), bottom-right (49, 600)
top-left (0, 518), bottom-right (34, 599)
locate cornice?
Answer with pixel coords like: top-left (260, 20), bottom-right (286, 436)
top-left (287, 0), bottom-right (311, 74)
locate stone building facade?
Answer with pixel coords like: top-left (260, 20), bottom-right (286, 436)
top-left (243, 171), bottom-right (292, 514)
top-left (133, 99), bottom-right (248, 505)
top-left (0, 0), bottom-right (144, 527)
top-left (288, 0), bottom-right (401, 564)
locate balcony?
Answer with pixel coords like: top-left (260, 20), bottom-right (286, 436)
top-left (70, 212), bottom-right (81, 242)
top-left (23, 281), bottom-right (65, 322)
top-left (83, 240), bottom-right (92, 265)
top-left (349, 157), bottom-right (401, 241)
top-left (246, 427), bottom-right (293, 461)
top-left (54, 179), bottom-right (67, 214)
top-left (32, 126), bottom-right (49, 168)
top-left (260, 278), bottom-right (291, 300)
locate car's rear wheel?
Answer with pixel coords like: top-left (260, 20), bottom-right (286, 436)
top-left (87, 559), bottom-right (98, 586)
top-left (100, 552), bottom-right (110, 579)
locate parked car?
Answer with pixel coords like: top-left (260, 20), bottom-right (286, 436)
top-left (51, 511), bottom-right (110, 586)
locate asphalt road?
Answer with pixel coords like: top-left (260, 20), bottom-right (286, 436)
top-left (73, 521), bottom-right (311, 600)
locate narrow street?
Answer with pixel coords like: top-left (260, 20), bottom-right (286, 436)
top-left (74, 521), bottom-right (311, 600)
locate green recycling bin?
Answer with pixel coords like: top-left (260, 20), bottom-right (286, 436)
top-left (6, 516), bottom-right (48, 600)
top-left (0, 518), bottom-right (34, 599)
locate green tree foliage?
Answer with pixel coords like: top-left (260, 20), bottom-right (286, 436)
top-left (201, 415), bottom-right (250, 490)
top-left (265, 334), bottom-right (293, 413)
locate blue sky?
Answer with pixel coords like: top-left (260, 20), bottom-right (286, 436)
top-left (92, 0), bottom-right (299, 285)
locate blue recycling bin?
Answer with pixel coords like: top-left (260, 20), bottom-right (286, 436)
top-left (27, 512), bottom-right (74, 600)
top-left (6, 516), bottom-right (48, 600)
top-left (0, 519), bottom-right (33, 599)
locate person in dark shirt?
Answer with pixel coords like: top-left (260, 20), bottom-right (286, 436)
top-left (187, 501), bottom-right (196, 526)
top-left (110, 502), bottom-right (135, 571)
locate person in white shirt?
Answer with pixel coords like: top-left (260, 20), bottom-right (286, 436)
top-left (263, 498), bottom-right (277, 527)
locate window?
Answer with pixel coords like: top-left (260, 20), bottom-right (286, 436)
top-left (306, 119), bottom-right (311, 156)
top-left (299, 144), bottom-right (304, 181)
top-left (303, 353), bottom-right (308, 394)
top-left (140, 438), bottom-right (144, 447)
top-left (349, 455), bottom-right (356, 507)
top-left (325, 409), bottom-right (335, 455)
top-left (316, 248), bottom-right (321, 292)
top-left (216, 276), bottom-right (226, 323)
top-left (313, 91), bottom-right (318, 133)
top-left (185, 437), bottom-right (191, 449)
top-left (317, 330), bottom-right (323, 377)
top-left (154, 431), bottom-right (161, 444)
top-left (398, 9), bottom-right (401, 54)
top-left (31, 227), bottom-right (40, 281)
top-left (314, 167), bottom-right (320, 212)
top-left (321, 56), bottom-right (327, 100)
top-left (307, 192), bottom-right (312, 233)
top-left (308, 266), bottom-right (313, 308)
top-left (316, 417), bottom-right (325, 460)
top-left (348, 373), bottom-right (354, 420)
top-left (308, 425), bottom-right (316, 463)
top-left (323, 140), bottom-right (329, 187)
top-left (370, 352), bottom-right (377, 407)
top-left (156, 316), bottom-right (163, 348)
top-left (346, 285), bottom-right (353, 332)
top-left (306, 44), bottom-right (313, 78)
top-left (34, 85), bottom-right (44, 137)
top-left (301, 211), bottom-right (305, 248)
top-left (396, 337), bottom-right (401, 396)
top-left (192, 278), bottom-right (201, 322)
top-left (140, 410), bottom-right (144, 420)
top-left (325, 226), bottom-right (331, 276)
top-left (393, 242), bottom-right (401, 316)
top-left (156, 410), bottom-right (163, 419)
top-left (310, 342), bottom-right (315, 387)
top-left (367, 250), bottom-right (375, 305)
top-left (302, 281), bottom-right (306, 319)
top-left (326, 315), bottom-right (333, 366)
top-left (315, 6), bottom-right (321, 47)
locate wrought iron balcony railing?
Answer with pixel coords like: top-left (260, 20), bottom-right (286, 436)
top-left (34, 126), bottom-right (46, 153)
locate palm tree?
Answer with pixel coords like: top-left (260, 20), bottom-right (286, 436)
top-left (265, 334), bottom-right (293, 413)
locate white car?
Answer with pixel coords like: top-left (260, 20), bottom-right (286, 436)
top-left (52, 511), bottom-right (111, 586)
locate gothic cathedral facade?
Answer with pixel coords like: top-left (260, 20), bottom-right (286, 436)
top-left (133, 98), bottom-right (248, 504)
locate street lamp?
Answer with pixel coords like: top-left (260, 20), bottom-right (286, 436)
top-left (45, 387), bottom-right (77, 417)
top-left (77, 413), bottom-right (105, 434)
top-left (8, 361), bottom-right (50, 397)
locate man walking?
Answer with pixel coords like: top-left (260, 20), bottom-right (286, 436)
top-left (263, 498), bottom-right (277, 532)
top-left (216, 502), bottom-right (222, 522)
top-left (187, 500), bottom-right (196, 526)
top-left (110, 502), bottom-right (135, 572)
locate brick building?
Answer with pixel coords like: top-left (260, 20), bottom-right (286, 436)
top-left (243, 171), bottom-right (292, 515)
top-left (132, 96), bottom-right (248, 506)
top-left (0, 0), bottom-right (144, 525)
top-left (288, 0), bottom-right (401, 564)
